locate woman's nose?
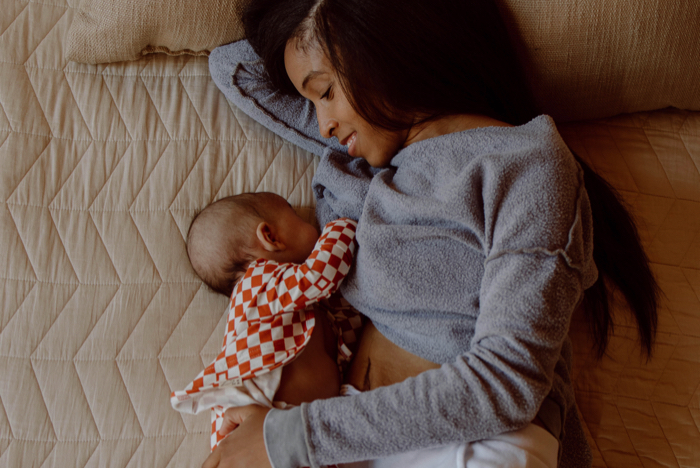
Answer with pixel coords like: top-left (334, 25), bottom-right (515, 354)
top-left (318, 112), bottom-right (338, 139)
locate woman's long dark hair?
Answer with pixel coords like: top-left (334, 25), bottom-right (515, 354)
top-left (245, 0), bottom-right (535, 128)
top-left (243, 0), bottom-right (659, 358)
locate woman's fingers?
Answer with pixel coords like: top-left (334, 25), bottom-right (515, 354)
top-left (201, 405), bottom-right (272, 468)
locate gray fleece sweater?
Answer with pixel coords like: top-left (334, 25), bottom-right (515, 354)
top-left (209, 41), bottom-right (598, 468)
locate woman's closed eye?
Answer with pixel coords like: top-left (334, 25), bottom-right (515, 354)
top-left (321, 85), bottom-right (332, 100)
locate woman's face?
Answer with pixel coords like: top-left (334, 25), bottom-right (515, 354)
top-left (284, 40), bottom-right (409, 168)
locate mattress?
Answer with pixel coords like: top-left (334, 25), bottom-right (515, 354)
top-left (0, 1), bottom-right (698, 467)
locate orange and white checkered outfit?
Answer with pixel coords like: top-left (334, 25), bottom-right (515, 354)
top-left (171, 218), bottom-right (362, 450)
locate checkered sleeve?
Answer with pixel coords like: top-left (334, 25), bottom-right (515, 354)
top-left (249, 217), bottom-right (357, 315)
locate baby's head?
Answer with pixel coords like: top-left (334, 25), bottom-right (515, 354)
top-left (187, 192), bottom-right (318, 297)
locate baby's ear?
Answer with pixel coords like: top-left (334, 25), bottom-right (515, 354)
top-left (256, 222), bottom-right (285, 252)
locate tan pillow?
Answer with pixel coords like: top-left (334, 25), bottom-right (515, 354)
top-left (66, 0), bottom-right (700, 122)
top-left (500, 0), bottom-right (700, 121)
top-left (66, 0), bottom-right (248, 64)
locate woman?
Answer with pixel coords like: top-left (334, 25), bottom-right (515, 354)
top-left (203, 0), bottom-right (658, 467)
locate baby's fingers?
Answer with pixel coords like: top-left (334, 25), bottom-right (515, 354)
top-left (218, 413), bottom-right (239, 437)
top-left (218, 405), bottom-right (261, 437)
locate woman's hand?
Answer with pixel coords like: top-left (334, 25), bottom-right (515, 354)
top-left (202, 405), bottom-right (272, 468)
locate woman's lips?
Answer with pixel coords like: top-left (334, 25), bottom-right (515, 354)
top-left (344, 132), bottom-right (357, 157)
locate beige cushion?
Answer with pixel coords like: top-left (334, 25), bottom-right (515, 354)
top-left (65, 0), bottom-right (700, 120)
top-left (500, 0), bottom-right (700, 121)
top-left (65, 0), bottom-right (247, 64)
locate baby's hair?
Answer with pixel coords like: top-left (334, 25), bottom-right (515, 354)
top-left (187, 192), bottom-right (281, 297)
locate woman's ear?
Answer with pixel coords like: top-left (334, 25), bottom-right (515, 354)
top-left (256, 222), bottom-right (285, 252)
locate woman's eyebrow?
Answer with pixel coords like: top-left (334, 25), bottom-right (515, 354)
top-left (302, 71), bottom-right (327, 90)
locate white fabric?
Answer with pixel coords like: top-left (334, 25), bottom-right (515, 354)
top-left (194, 367), bottom-right (283, 414)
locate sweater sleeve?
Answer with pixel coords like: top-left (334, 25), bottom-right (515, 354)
top-left (209, 40), bottom-right (378, 224)
top-left (265, 260), bottom-right (585, 468)
top-left (209, 40), bottom-right (346, 158)
top-left (265, 146), bottom-right (597, 468)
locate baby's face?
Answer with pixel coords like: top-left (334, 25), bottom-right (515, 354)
top-left (271, 198), bottom-right (319, 264)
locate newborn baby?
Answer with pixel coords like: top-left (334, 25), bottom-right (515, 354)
top-left (171, 192), bottom-right (361, 450)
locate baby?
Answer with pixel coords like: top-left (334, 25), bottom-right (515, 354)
top-left (170, 192), bottom-right (362, 450)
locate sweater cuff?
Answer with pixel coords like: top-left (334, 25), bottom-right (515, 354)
top-left (264, 407), bottom-right (311, 468)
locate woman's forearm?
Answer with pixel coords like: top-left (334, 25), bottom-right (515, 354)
top-left (264, 255), bottom-right (581, 467)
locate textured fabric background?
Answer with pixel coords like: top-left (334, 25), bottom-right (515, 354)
top-left (66, 0), bottom-right (700, 122)
top-left (1, 1), bottom-right (699, 467)
top-left (499, 0), bottom-right (700, 121)
top-left (65, 0), bottom-right (248, 64)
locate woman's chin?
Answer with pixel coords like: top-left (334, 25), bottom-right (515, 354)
top-left (365, 151), bottom-right (396, 168)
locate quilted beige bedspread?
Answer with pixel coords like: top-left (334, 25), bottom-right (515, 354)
top-left (0, 1), bottom-right (698, 467)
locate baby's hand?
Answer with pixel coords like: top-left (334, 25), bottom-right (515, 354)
top-left (216, 408), bottom-right (240, 438)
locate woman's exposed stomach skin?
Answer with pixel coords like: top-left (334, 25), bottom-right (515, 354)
top-left (345, 320), bottom-right (549, 433)
top-left (274, 313), bottom-right (441, 405)
top-left (346, 320), bottom-right (441, 391)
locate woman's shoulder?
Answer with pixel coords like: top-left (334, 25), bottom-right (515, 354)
top-left (486, 115), bottom-right (578, 174)
top-left (395, 115), bottom-right (576, 178)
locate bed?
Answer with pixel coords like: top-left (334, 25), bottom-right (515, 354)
top-left (0, 0), bottom-right (698, 467)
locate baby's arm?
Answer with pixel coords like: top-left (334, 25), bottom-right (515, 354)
top-left (172, 219), bottom-right (357, 403)
top-left (222, 218), bottom-right (357, 382)
top-left (252, 220), bottom-right (358, 405)
top-left (236, 218), bottom-right (357, 317)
